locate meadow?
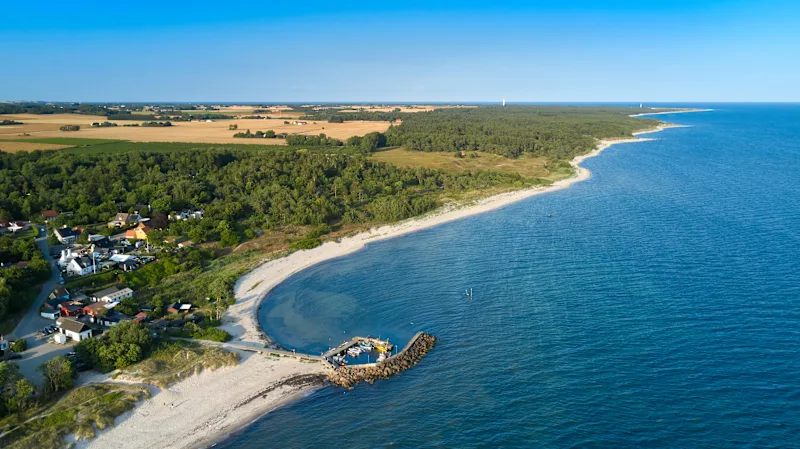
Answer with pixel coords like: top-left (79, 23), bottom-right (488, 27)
top-left (372, 147), bottom-right (573, 182)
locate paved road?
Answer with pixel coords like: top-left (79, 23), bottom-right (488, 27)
top-left (7, 224), bottom-right (75, 384)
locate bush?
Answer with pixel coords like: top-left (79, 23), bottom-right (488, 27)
top-left (290, 237), bottom-right (321, 250)
top-left (59, 125), bottom-right (80, 131)
top-left (190, 326), bottom-right (232, 342)
top-left (10, 338), bottom-right (27, 352)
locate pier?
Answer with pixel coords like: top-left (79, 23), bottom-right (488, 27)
top-left (321, 336), bottom-right (395, 368)
top-left (326, 332), bottom-right (438, 388)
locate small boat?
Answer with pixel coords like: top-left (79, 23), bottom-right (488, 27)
top-left (358, 342), bottom-right (373, 351)
top-left (347, 347), bottom-right (362, 357)
top-left (375, 345), bottom-right (388, 353)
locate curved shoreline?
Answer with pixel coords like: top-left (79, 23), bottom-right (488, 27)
top-left (84, 115), bottom-right (700, 449)
top-left (223, 122), bottom-right (689, 348)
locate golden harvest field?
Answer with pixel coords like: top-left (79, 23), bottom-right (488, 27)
top-left (0, 114), bottom-right (391, 144)
top-left (0, 140), bottom-right (72, 152)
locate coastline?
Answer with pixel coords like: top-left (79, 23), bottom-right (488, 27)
top-left (629, 108), bottom-right (713, 117)
top-left (79, 120), bottom-right (693, 449)
top-left (221, 123), bottom-right (685, 348)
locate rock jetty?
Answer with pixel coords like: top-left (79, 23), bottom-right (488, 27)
top-left (327, 332), bottom-right (438, 388)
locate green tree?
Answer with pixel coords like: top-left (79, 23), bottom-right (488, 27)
top-left (39, 356), bottom-right (76, 393)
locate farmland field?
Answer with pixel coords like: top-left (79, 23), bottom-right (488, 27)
top-left (0, 113), bottom-right (390, 144)
top-left (0, 141), bottom-right (73, 152)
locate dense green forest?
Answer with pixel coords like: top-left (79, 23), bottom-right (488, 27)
top-left (0, 146), bottom-right (522, 233)
top-left (301, 106), bottom-right (660, 159)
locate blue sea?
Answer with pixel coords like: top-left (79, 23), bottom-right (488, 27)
top-left (220, 104), bottom-right (800, 448)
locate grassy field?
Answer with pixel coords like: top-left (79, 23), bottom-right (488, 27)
top-left (0, 383), bottom-right (149, 448)
top-left (371, 147), bottom-right (574, 182)
top-left (117, 340), bottom-right (240, 388)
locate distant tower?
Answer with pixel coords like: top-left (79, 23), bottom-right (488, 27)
top-left (502, 98), bottom-right (506, 107)
top-left (639, 103), bottom-right (643, 108)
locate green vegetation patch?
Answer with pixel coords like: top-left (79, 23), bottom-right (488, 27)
top-left (119, 340), bottom-right (239, 388)
top-left (0, 383), bottom-right (149, 449)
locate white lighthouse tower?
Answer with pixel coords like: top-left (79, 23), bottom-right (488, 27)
top-left (502, 98), bottom-right (506, 107)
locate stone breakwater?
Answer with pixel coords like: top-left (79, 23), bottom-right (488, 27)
top-left (327, 332), bottom-right (439, 389)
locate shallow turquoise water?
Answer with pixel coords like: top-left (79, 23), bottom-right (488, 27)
top-left (221, 105), bottom-right (800, 448)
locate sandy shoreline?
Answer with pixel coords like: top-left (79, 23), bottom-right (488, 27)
top-left (79, 120), bottom-right (692, 449)
top-left (629, 108), bottom-right (713, 117)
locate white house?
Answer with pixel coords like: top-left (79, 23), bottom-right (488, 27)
top-left (56, 317), bottom-right (92, 341)
top-left (171, 209), bottom-right (204, 221)
top-left (92, 286), bottom-right (134, 303)
top-left (54, 227), bottom-right (81, 244)
top-left (8, 221), bottom-right (26, 233)
top-left (66, 256), bottom-right (97, 276)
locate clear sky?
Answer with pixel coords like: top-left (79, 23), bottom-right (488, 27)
top-left (3, 0), bottom-right (799, 102)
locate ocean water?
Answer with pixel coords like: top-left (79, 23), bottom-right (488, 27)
top-left (221, 105), bottom-right (800, 448)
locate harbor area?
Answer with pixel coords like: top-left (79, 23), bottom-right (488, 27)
top-left (322, 336), bottom-right (396, 367)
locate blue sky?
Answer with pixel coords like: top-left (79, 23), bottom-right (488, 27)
top-left (3, 0), bottom-right (799, 102)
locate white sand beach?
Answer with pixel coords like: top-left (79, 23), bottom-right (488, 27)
top-left (78, 123), bottom-right (684, 449)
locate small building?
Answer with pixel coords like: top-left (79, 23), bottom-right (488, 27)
top-left (97, 310), bottom-right (131, 327)
top-left (40, 308), bottom-right (61, 320)
top-left (54, 227), bottom-right (81, 245)
top-left (56, 317), bottom-right (92, 341)
top-left (170, 209), bottom-right (204, 221)
top-left (42, 210), bottom-right (60, 221)
top-left (124, 222), bottom-right (152, 241)
top-left (66, 256), bottom-right (97, 276)
top-left (92, 286), bottom-right (134, 303)
top-left (166, 302), bottom-right (192, 314)
top-left (49, 288), bottom-right (70, 301)
top-left (60, 301), bottom-right (85, 317)
top-left (108, 213), bottom-right (142, 228)
top-left (83, 301), bottom-right (108, 317)
top-left (8, 221), bottom-right (26, 233)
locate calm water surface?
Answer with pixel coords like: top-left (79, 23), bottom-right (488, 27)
top-left (220, 105), bottom-right (800, 448)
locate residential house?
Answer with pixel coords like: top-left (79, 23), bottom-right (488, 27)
top-left (40, 299), bottom-right (62, 319)
top-left (8, 222), bottom-right (26, 233)
top-left (132, 311), bottom-right (149, 324)
top-left (166, 302), bottom-right (192, 314)
top-left (92, 286), bottom-right (134, 303)
top-left (178, 240), bottom-right (194, 249)
top-left (42, 210), bottom-right (60, 221)
top-left (59, 301), bottom-right (85, 317)
top-left (66, 256), bottom-right (97, 276)
top-left (170, 209), bottom-right (204, 221)
top-left (56, 317), bottom-right (92, 341)
top-left (54, 227), bottom-right (81, 244)
top-left (108, 213), bottom-right (142, 228)
top-left (97, 310), bottom-right (131, 327)
top-left (124, 222), bottom-right (152, 240)
top-left (83, 301), bottom-right (109, 318)
top-left (118, 259), bottom-right (138, 272)
top-left (48, 288), bottom-right (70, 301)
